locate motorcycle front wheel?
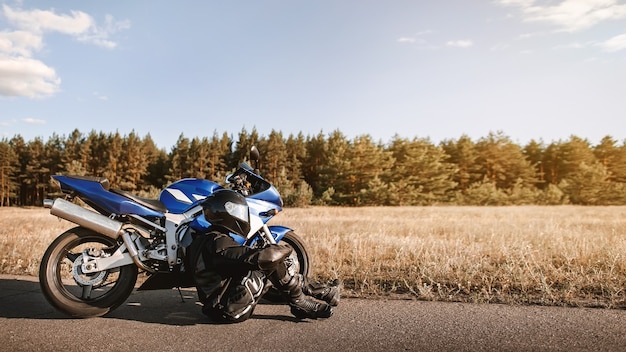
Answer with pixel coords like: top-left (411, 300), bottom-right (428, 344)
top-left (280, 231), bottom-right (310, 278)
top-left (263, 230), bottom-right (311, 302)
top-left (39, 226), bottom-right (138, 318)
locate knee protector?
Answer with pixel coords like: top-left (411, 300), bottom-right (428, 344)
top-left (204, 271), bottom-right (266, 323)
top-left (256, 244), bottom-right (293, 271)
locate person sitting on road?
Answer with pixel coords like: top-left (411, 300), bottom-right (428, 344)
top-left (188, 189), bottom-right (340, 323)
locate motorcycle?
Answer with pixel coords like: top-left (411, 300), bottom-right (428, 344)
top-left (39, 146), bottom-right (310, 318)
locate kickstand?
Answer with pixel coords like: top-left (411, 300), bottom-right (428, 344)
top-left (176, 287), bottom-right (185, 303)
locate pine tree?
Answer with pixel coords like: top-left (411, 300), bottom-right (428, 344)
top-left (118, 131), bottom-right (149, 191)
top-left (0, 139), bottom-right (18, 206)
top-left (302, 131), bottom-right (327, 199)
top-left (346, 135), bottom-right (393, 205)
top-left (523, 139), bottom-right (546, 188)
top-left (63, 129), bottom-right (90, 174)
top-left (594, 136), bottom-right (626, 183)
top-left (103, 131), bottom-right (124, 187)
top-left (542, 141), bottom-right (562, 186)
top-left (233, 127), bottom-right (260, 166)
top-left (388, 136), bottom-right (456, 205)
top-left (441, 135), bottom-right (480, 192)
top-left (474, 131), bottom-right (537, 190)
top-left (283, 133), bottom-right (311, 206)
top-left (205, 131), bottom-right (232, 182)
top-left (285, 132), bottom-right (307, 183)
top-left (10, 135), bottom-right (29, 206)
top-left (23, 137), bottom-right (47, 206)
top-left (188, 137), bottom-right (213, 179)
top-left (260, 130), bottom-right (288, 183)
top-left (559, 162), bottom-right (611, 205)
top-left (86, 131), bottom-right (109, 177)
top-left (168, 134), bottom-right (191, 181)
top-left (143, 135), bottom-right (172, 191)
top-left (42, 134), bottom-right (65, 201)
top-left (558, 135), bottom-right (597, 181)
top-left (318, 130), bottom-right (351, 205)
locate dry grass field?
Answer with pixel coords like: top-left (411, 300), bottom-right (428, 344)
top-left (2, 206), bottom-right (625, 308)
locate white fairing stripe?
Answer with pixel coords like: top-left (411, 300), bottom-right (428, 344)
top-left (165, 188), bottom-right (192, 204)
top-left (247, 215), bottom-right (263, 239)
top-left (192, 194), bottom-right (207, 201)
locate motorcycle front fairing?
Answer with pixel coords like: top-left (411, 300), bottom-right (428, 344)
top-left (247, 185), bottom-right (283, 213)
top-left (176, 165), bottom-right (291, 248)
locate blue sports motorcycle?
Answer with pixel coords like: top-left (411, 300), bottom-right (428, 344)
top-left (39, 147), bottom-right (310, 318)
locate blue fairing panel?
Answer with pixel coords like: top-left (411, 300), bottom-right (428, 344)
top-left (269, 225), bottom-right (292, 242)
top-left (160, 178), bottom-right (223, 214)
top-left (248, 185), bottom-right (283, 210)
top-left (189, 214), bottom-right (247, 245)
top-left (189, 214), bottom-right (210, 232)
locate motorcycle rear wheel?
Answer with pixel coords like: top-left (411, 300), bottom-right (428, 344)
top-left (39, 226), bottom-right (138, 318)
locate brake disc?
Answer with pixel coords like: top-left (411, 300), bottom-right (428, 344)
top-left (285, 250), bottom-right (300, 277)
top-left (72, 253), bottom-right (108, 286)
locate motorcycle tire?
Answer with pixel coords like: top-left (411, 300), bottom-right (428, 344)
top-left (280, 230), bottom-right (310, 278)
top-left (263, 230), bottom-right (310, 302)
top-left (39, 226), bottom-right (138, 318)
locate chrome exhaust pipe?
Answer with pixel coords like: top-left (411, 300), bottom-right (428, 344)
top-left (121, 231), bottom-right (155, 273)
top-left (46, 198), bottom-right (123, 239)
top-left (46, 198), bottom-right (156, 273)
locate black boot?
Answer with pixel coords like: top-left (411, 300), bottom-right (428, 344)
top-left (290, 296), bottom-right (333, 319)
top-left (302, 276), bottom-right (341, 306)
top-left (284, 275), bottom-right (333, 319)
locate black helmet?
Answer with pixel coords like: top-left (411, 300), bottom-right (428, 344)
top-left (202, 189), bottom-right (250, 237)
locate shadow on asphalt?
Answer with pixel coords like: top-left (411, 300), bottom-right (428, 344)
top-left (0, 277), bottom-right (299, 325)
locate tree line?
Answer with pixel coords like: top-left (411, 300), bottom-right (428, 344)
top-left (1, 128), bottom-right (626, 207)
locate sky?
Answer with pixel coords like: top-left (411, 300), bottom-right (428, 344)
top-left (1, 0), bottom-right (626, 150)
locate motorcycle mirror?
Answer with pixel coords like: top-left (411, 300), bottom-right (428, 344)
top-left (250, 146), bottom-right (260, 174)
top-left (250, 146), bottom-right (260, 162)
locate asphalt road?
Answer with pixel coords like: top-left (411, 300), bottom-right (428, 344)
top-left (1, 274), bottom-right (626, 352)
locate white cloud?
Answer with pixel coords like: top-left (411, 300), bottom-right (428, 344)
top-left (397, 37), bottom-right (416, 43)
top-left (518, 31), bottom-right (544, 39)
top-left (497, 0), bottom-right (626, 32)
top-left (0, 55), bottom-right (60, 97)
top-left (3, 5), bottom-right (93, 35)
top-left (396, 30), bottom-right (433, 45)
top-left (2, 5), bottom-right (130, 49)
top-left (0, 30), bottom-right (43, 57)
top-left (597, 32), bottom-right (626, 51)
top-left (446, 40), bottom-right (474, 48)
top-left (93, 91), bottom-right (109, 100)
top-left (496, 0), bottom-right (626, 55)
top-left (22, 117), bottom-right (45, 125)
top-left (415, 30), bottom-right (434, 36)
top-left (524, 0), bottom-right (626, 32)
top-left (0, 119), bottom-right (17, 127)
top-left (490, 43), bottom-right (511, 51)
top-left (0, 4), bottom-right (130, 98)
top-left (497, 0), bottom-right (537, 6)
top-left (77, 14), bottom-right (131, 49)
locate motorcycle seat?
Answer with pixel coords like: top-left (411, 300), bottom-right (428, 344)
top-left (110, 188), bottom-right (168, 214)
top-left (66, 175), bottom-right (110, 190)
